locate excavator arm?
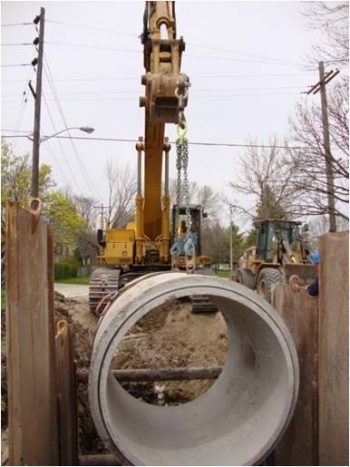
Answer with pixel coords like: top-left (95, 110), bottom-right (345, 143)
top-left (135, 1), bottom-right (189, 262)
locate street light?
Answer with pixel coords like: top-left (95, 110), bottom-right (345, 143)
top-left (29, 126), bottom-right (95, 212)
top-left (40, 126), bottom-right (94, 142)
top-left (28, 126), bottom-right (95, 143)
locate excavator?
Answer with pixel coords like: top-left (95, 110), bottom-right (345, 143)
top-left (89, 1), bottom-right (212, 313)
top-left (87, 5), bottom-right (300, 464)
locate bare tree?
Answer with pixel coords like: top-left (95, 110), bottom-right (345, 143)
top-left (228, 138), bottom-right (295, 222)
top-left (288, 78), bottom-right (349, 221)
top-left (196, 185), bottom-right (222, 222)
top-left (169, 178), bottom-right (223, 224)
top-left (106, 160), bottom-right (137, 228)
top-left (169, 178), bottom-right (198, 206)
top-left (73, 195), bottom-right (98, 229)
top-left (301, 2), bottom-right (349, 66)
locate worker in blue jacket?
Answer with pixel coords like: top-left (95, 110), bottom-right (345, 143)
top-left (308, 250), bottom-right (320, 296)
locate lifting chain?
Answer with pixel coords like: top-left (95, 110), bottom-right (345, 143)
top-left (171, 114), bottom-right (196, 273)
top-left (175, 115), bottom-right (191, 232)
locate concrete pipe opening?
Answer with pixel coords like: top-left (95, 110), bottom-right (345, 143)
top-left (89, 272), bottom-right (299, 466)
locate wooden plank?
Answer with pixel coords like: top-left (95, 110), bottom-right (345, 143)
top-left (6, 203), bottom-right (22, 464)
top-left (319, 231), bottom-right (349, 466)
top-left (55, 320), bottom-right (78, 466)
top-left (6, 203), bottom-right (59, 465)
top-left (271, 284), bottom-right (319, 466)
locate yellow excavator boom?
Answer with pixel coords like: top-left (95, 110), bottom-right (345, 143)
top-left (135, 1), bottom-right (189, 262)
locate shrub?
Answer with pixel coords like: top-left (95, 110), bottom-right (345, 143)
top-left (54, 258), bottom-right (78, 280)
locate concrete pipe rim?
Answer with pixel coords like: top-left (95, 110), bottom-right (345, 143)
top-left (89, 273), bottom-right (299, 466)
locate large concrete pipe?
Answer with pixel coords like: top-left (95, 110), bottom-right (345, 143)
top-left (89, 272), bottom-right (299, 465)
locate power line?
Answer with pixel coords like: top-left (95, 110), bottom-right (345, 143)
top-left (1, 128), bottom-right (30, 133)
top-left (45, 19), bottom-right (136, 37)
top-left (188, 43), bottom-right (300, 66)
top-left (188, 54), bottom-right (302, 67)
top-left (1, 43), bottom-right (33, 46)
top-left (11, 67), bottom-right (33, 153)
top-left (0, 133), bottom-right (310, 150)
top-left (44, 139), bottom-right (68, 182)
top-left (42, 90), bottom-right (85, 195)
top-left (2, 86), bottom-right (305, 99)
top-left (43, 55), bottom-right (102, 200)
top-left (2, 72), bottom-right (315, 84)
top-left (2, 91), bottom-right (302, 104)
top-left (42, 40), bottom-right (303, 67)
top-left (1, 63), bottom-right (32, 68)
top-left (45, 41), bottom-right (140, 54)
top-left (14, 37), bottom-right (302, 67)
top-left (1, 22), bottom-right (33, 27)
top-left (43, 18), bottom-right (309, 68)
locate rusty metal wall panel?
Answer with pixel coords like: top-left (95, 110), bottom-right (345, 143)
top-left (6, 203), bottom-right (59, 465)
top-left (272, 284), bottom-right (319, 466)
top-left (319, 231), bottom-right (349, 466)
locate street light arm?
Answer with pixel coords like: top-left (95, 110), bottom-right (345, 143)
top-left (26, 126), bottom-right (95, 143)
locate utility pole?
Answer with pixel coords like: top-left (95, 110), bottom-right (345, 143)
top-left (229, 205), bottom-right (233, 279)
top-left (94, 204), bottom-right (112, 229)
top-left (30, 7), bottom-right (45, 202)
top-left (307, 62), bottom-right (339, 233)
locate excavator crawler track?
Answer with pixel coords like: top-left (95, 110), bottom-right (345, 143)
top-left (190, 268), bottom-right (218, 313)
top-left (190, 295), bottom-right (219, 313)
top-left (89, 268), bottom-right (120, 313)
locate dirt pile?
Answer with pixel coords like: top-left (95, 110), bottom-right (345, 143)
top-left (113, 299), bottom-right (229, 404)
top-left (56, 292), bottom-right (229, 455)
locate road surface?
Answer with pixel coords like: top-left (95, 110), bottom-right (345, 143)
top-left (54, 283), bottom-right (89, 299)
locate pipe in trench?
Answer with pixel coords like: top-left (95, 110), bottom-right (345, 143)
top-left (78, 366), bottom-right (222, 383)
top-left (89, 272), bottom-right (299, 466)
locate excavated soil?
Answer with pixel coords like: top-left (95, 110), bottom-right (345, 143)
top-left (57, 292), bottom-right (229, 456)
top-left (2, 290), bottom-right (229, 458)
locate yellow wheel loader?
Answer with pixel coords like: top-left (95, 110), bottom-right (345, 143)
top-left (234, 219), bottom-right (316, 303)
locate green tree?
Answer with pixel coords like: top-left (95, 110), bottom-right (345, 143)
top-left (243, 228), bottom-right (257, 250)
top-left (1, 139), bottom-right (54, 207)
top-left (255, 184), bottom-right (288, 221)
top-left (202, 221), bottom-right (244, 265)
top-left (45, 191), bottom-right (86, 256)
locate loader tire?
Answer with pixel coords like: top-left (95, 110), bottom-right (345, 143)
top-left (235, 268), bottom-right (256, 290)
top-left (256, 268), bottom-right (282, 304)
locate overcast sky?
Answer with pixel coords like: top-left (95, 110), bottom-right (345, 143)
top-left (1, 1), bottom-right (332, 229)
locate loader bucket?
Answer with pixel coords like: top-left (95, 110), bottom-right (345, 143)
top-left (283, 263), bottom-right (317, 284)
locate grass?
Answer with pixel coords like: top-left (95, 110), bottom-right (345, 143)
top-left (56, 271), bottom-right (232, 283)
top-left (215, 270), bottom-right (231, 278)
top-left (55, 276), bottom-right (91, 285)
